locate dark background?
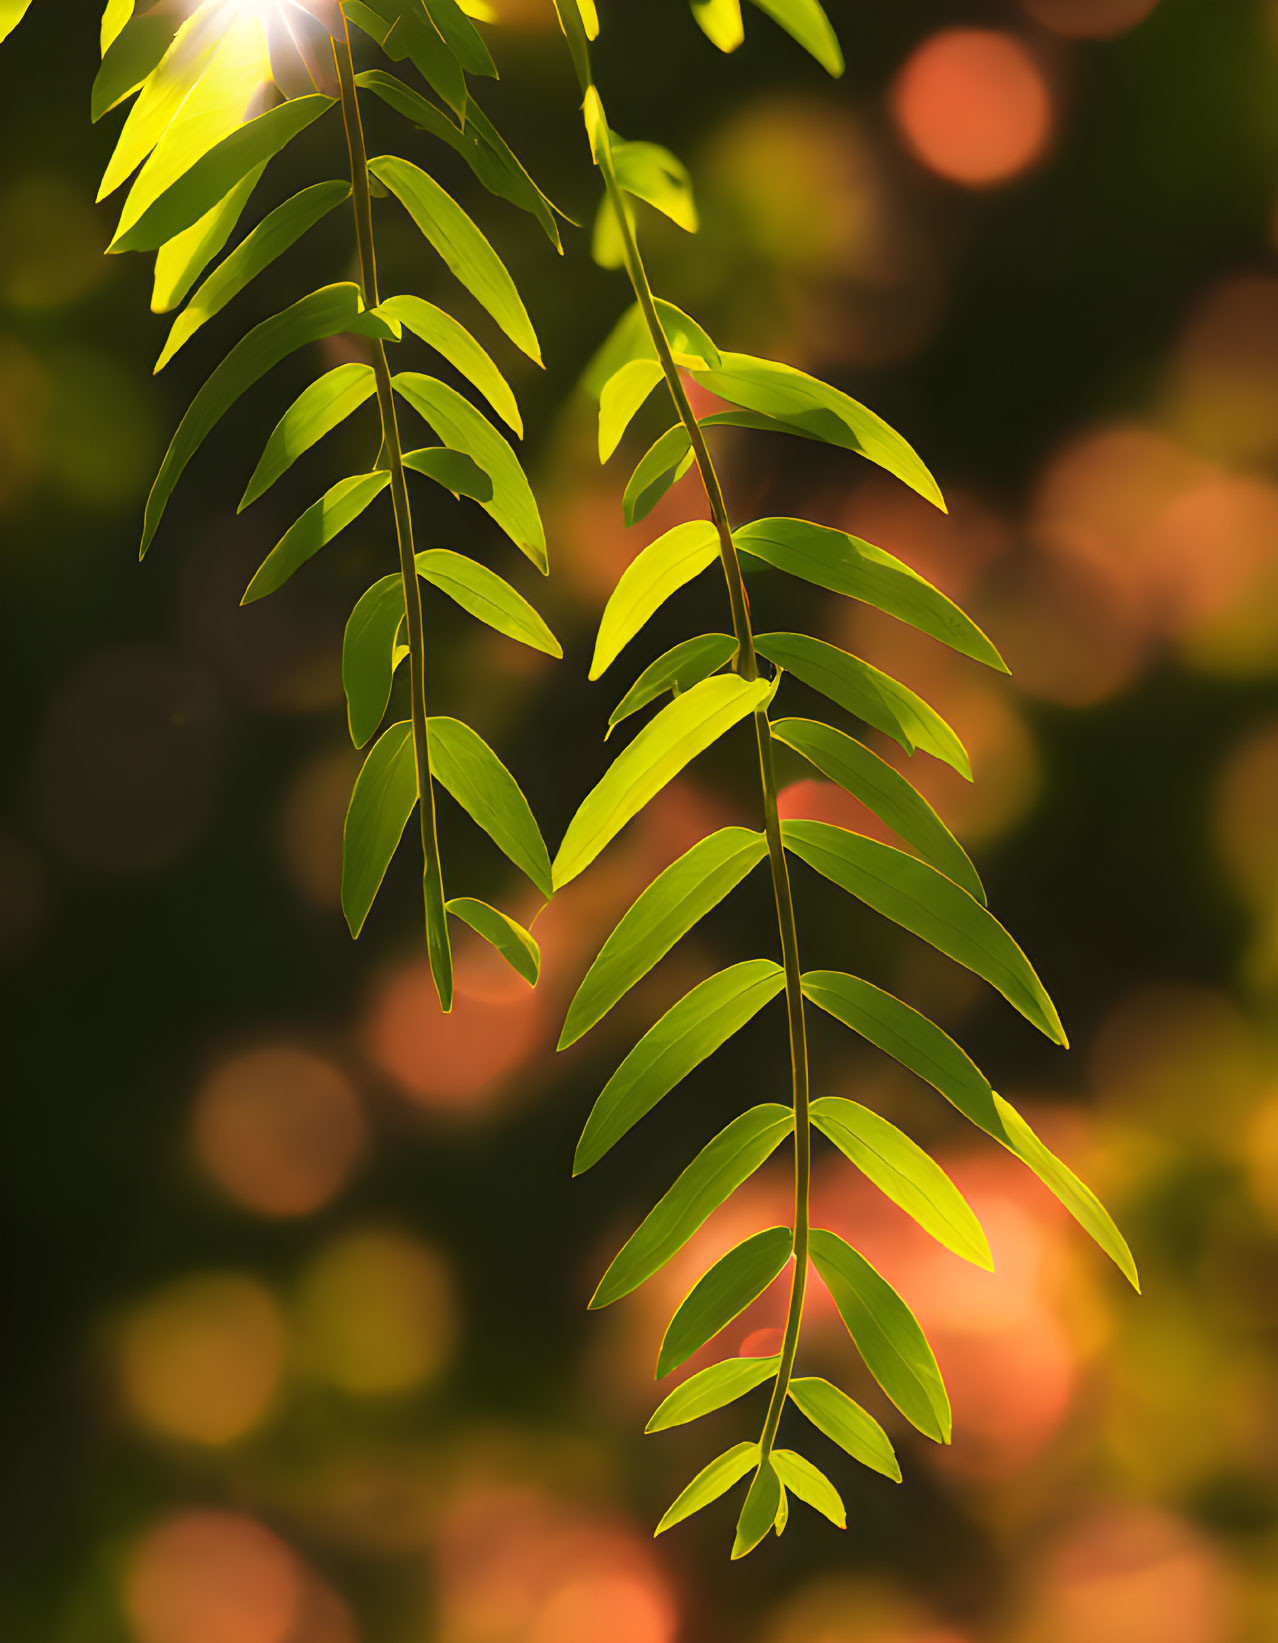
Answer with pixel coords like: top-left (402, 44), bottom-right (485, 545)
top-left (4, 1), bottom-right (1278, 1639)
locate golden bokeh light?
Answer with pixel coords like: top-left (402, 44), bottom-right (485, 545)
top-left (125, 1511), bottom-right (303, 1643)
top-left (891, 30), bottom-right (1053, 189)
top-left (115, 1273), bottom-right (286, 1446)
top-left (295, 1226), bottom-right (456, 1396)
top-left (192, 1044), bottom-right (366, 1217)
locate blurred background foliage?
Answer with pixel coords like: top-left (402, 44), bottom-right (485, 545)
top-left (4, 0), bottom-right (1278, 1639)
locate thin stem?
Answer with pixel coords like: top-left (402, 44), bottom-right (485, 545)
top-left (333, 19), bottom-right (453, 1010)
top-left (560, 10), bottom-right (810, 1460)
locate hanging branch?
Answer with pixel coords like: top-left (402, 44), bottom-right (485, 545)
top-left (42, 0), bottom-right (565, 1007)
top-left (550, 0), bottom-right (1138, 1558)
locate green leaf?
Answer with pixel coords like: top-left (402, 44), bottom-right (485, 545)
top-left (575, 960), bottom-right (785, 1174)
top-left (553, 673), bottom-right (773, 890)
top-left (771, 1450), bottom-right (846, 1528)
top-left (240, 363), bottom-right (378, 510)
top-left (737, 518), bottom-right (1005, 672)
top-left (692, 353), bottom-right (943, 510)
top-left (151, 162), bottom-right (265, 316)
top-left (369, 154), bottom-right (542, 364)
top-left (143, 282), bottom-right (370, 556)
top-left (447, 896), bottom-right (540, 986)
top-left (590, 521), bottom-right (720, 680)
top-left (612, 135), bottom-right (698, 233)
top-left (582, 298), bottom-right (721, 399)
top-left (592, 1104), bottom-right (794, 1307)
top-left (101, 0), bottom-right (132, 54)
top-left (655, 1442), bottom-right (758, 1536)
top-left (773, 1485), bottom-right (789, 1536)
top-left (356, 70), bottom-right (563, 250)
top-left (429, 716), bottom-right (552, 897)
top-left (646, 1354), bottom-right (779, 1433)
top-left (393, 372), bottom-right (547, 570)
top-left (109, 95), bottom-right (333, 254)
top-left (692, 0), bottom-right (745, 53)
top-left (756, 632), bottom-right (971, 779)
top-left (771, 716), bottom-right (983, 903)
top-left (786, 832), bottom-right (1067, 1045)
top-left (353, 0), bottom-right (467, 119)
top-left (803, 978), bottom-right (1138, 1286)
top-left (421, 0), bottom-right (496, 76)
top-left (732, 1458), bottom-right (782, 1559)
top-left (342, 719), bottom-right (417, 937)
top-left (92, 9), bottom-right (179, 121)
top-left (658, 1225), bottom-right (792, 1378)
top-left (416, 549), bottom-right (561, 656)
top-left (991, 1092), bottom-right (1139, 1290)
top-left (401, 446), bottom-right (493, 500)
top-left (788, 1376), bottom-right (900, 1480)
top-left (0, 0), bottom-right (35, 44)
top-left (608, 633), bottom-right (738, 738)
top-left (598, 358), bottom-right (666, 463)
top-left (559, 825), bottom-right (767, 1049)
top-left (343, 574), bottom-right (406, 749)
top-left (377, 293), bottom-right (523, 435)
top-left (746, 0), bottom-right (843, 75)
top-left (243, 472), bottom-right (390, 604)
top-left (98, 4), bottom-right (229, 200)
top-left (155, 180), bottom-right (350, 372)
top-left (810, 1096), bottom-right (992, 1269)
top-left (809, 1227), bottom-right (951, 1442)
top-left (622, 423), bottom-right (695, 525)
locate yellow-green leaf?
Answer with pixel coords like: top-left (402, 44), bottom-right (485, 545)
top-left (590, 521), bottom-right (720, 679)
top-left (240, 363), bottom-right (378, 510)
top-left (447, 897), bottom-right (540, 986)
top-left (243, 472), bottom-right (390, 604)
top-left (658, 1225), bottom-right (792, 1378)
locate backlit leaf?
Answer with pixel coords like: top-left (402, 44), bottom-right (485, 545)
top-left (0, 0), bottom-right (35, 44)
top-left (657, 1225), bottom-right (792, 1378)
top-left (809, 1227), bottom-right (951, 1442)
top-left (655, 1442), bottom-right (758, 1536)
top-left (370, 154), bottom-right (542, 363)
top-left (447, 897), bottom-right (540, 986)
top-left (143, 282), bottom-right (371, 556)
top-left (756, 632), bottom-right (971, 779)
top-left (109, 95), bottom-right (334, 254)
top-left (583, 297), bottom-right (721, 398)
top-left (592, 1104), bottom-right (794, 1306)
top-left (746, 0), bottom-right (843, 76)
top-left (155, 180), bottom-right (350, 372)
top-left (356, 70), bottom-right (563, 249)
top-left (393, 372), bottom-right (547, 570)
top-left (240, 363), bottom-right (378, 510)
top-left (343, 573), bottom-right (406, 749)
top-left (692, 352), bottom-right (943, 510)
top-left (422, 0), bottom-right (496, 77)
top-left (788, 1376), bottom-right (900, 1479)
top-left (377, 293), bottom-right (523, 435)
top-left (151, 162), bottom-right (265, 315)
top-left (401, 446), bottom-right (493, 500)
top-left (607, 633), bottom-right (738, 738)
top-left (646, 1354), bottom-right (779, 1432)
top-left (590, 520), bottom-right (720, 679)
top-left (429, 716), bottom-right (552, 897)
top-left (416, 549), bottom-right (561, 655)
top-left (612, 135), bottom-right (698, 233)
top-left (574, 960), bottom-right (785, 1173)
top-left (553, 673), bottom-right (773, 890)
top-left (786, 832), bottom-right (1067, 1044)
top-left (771, 1450), bottom-right (845, 1528)
top-left (342, 719), bottom-right (417, 937)
top-left (598, 357), bottom-right (665, 462)
top-left (692, 0), bottom-right (745, 53)
top-left (810, 1096), bottom-right (992, 1268)
top-left (559, 825), bottom-right (767, 1049)
top-left (732, 1457), bottom-right (781, 1559)
top-left (771, 716), bottom-right (983, 902)
top-left (243, 472), bottom-right (391, 603)
top-left (92, 8), bottom-right (180, 121)
top-left (737, 517), bottom-right (1005, 672)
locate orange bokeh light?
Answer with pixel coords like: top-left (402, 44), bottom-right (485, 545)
top-left (1021, 0), bottom-right (1160, 38)
top-left (125, 1511), bottom-right (302, 1643)
top-left (891, 30), bottom-right (1053, 188)
top-left (192, 1045), bottom-right (366, 1218)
